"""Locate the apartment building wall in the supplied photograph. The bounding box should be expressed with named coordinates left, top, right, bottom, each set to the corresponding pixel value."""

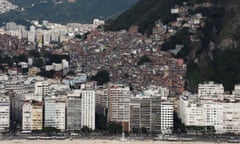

left=81, top=90, right=95, bottom=130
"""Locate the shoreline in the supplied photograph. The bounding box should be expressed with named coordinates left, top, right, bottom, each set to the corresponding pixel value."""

left=0, top=138, right=228, bottom=144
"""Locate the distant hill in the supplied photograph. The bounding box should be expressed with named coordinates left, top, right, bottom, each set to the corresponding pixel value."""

left=105, top=0, right=240, bottom=91
left=104, top=0, right=182, bottom=35
left=0, top=0, right=138, bottom=24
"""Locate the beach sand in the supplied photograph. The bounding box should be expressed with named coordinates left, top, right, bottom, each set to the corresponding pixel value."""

left=0, top=139, right=227, bottom=144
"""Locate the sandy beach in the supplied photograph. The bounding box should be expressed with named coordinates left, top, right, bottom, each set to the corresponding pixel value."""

left=0, top=139, right=228, bottom=144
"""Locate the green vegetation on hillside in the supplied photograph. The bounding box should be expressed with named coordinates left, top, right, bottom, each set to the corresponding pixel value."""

left=161, top=28, right=192, bottom=59
left=186, top=48, right=240, bottom=92
left=91, top=70, right=110, bottom=85
left=105, top=0, right=240, bottom=92
left=138, top=55, right=152, bottom=65
left=105, top=0, right=182, bottom=35
left=0, top=0, right=138, bottom=24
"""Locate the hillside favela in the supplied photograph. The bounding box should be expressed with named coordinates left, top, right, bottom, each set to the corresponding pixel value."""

left=0, top=0, right=240, bottom=144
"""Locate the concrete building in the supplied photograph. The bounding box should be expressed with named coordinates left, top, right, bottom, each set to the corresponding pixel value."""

left=198, top=81, right=224, bottom=100
left=28, top=67, right=41, bottom=76
left=27, top=31, right=35, bottom=43
left=95, top=86, right=108, bottom=116
left=44, top=97, right=66, bottom=131
left=130, top=96, right=161, bottom=133
left=66, top=90, right=81, bottom=131
left=108, top=84, right=130, bottom=130
left=43, top=31, right=51, bottom=46
left=129, top=86, right=173, bottom=134
left=178, top=83, right=240, bottom=134
left=62, top=73, right=87, bottom=87
left=22, top=102, right=31, bottom=131
left=0, top=96, right=10, bottom=132
left=12, top=93, right=35, bottom=128
left=34, top=81, right=49, bottom=100
left=160, top=101, right=174, bottom=134
left=232, top=85, right=240, bottom=100
left=22, top=101, right=43, bottom=131
left=93, top=19, right=105, bottom=26
left=81, top=89, right=95, bottom=130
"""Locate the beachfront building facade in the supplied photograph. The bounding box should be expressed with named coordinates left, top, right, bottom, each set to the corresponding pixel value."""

left=160, top=101, right=174, bottom=134
left=44, top=97, right=66, bottom=131
left=0, top=96, right=10, bottom=132
left=95, top=86, right=108, bottom=116
left=81, top=89, right=95, bottom=130
left=34, top=81, right=49, bottom=101
left=198, top=81, right=224, bottom=100
left=178, top=83, right=240, bottom=134
left=129, top=86, right=173, bottom=134
left=22, top=101, right=43, bottom=131
left=66, top=90, right=82, bottom=131
left=108, top=84, right=130, bottom=131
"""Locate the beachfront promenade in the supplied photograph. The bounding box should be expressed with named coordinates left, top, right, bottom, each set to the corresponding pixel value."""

left=0, top=139, right=227, bottom=144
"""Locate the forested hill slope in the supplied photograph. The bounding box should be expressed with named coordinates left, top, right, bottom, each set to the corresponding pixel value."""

left=0, top=0, right=138, bottom=24
left=104, top=0, right=183, bottom=35
left=105, top=0, right=240, bottom=92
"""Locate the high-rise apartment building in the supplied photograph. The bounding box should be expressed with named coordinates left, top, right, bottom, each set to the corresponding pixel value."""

left=81, top=89, right=95, bottom=130
left=160, top=102, right=174, bottom=134
left=95, top=86, right=108, bottom=116
left=0, top=96, right=10, bottom=132
left=108, top=84, right=130, bottom=130
left=44, top=97, right=66, bottom=131
left=179, top=83, right=240, bottom=134
left=198, top=81, right=224, bottom=100
left=22, top=101, right=43, bottom=131
left=66, top=90, right=81, bottom=131
left=67, top=88, right=96, bottom=131
left=129, top=86, right=173, bottom=134
left=34, top=81, right=49, bottom=101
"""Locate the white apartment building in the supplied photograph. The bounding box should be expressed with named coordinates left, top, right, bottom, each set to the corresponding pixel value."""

left=129, top=86, right=173, bottom=134
left=81, top=89, right=95, bottom=130
left=44, top=97, right=66, bottom=131
left=179, top=84, right=240, bottom=134
left=43, top=31, right=51, bottom=45
left=27, top=31, right=35, bottom=43
left=198, top=81, right=224, bottom=100
left=0, top=96, right=10, bottom=132
left=222, top=103, right=240, bottom=133
left=108, top=84, right=130, bottom=131
left=108, top=84, right=130, bottom=123
left=50, top=31, right=60, bottom=42
left=12, top=93, right=35, bottom=126
left=93, top=18, right=105, bottom=26
left=22, top=102, right=31, bottom=131
left=22, top=101, right=43, bottom=131
left=178, top=92, right=205, bottom=126
left=232, top=85, right=240, bottom=100
left=161, top=101, right=174, bottom=134
left=34, top=81, right=49, bottom=100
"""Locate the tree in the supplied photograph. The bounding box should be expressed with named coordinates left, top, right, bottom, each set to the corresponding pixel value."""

left=132, top=128, right=140, bottom=134
left=42, top=127, right=60, bottom=135
left=81, top=126, right=92, bottom=133
left=91, top=70, right=110, bottom=85
left=29, top=49, right=40, bottom=58
left=33, top=58, right=44, bottom=67
left=107, top=122, right=122, bottom=134
left=138, top=55, right=152, bottom=65
left=37, top=70, right=55, bottom=78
